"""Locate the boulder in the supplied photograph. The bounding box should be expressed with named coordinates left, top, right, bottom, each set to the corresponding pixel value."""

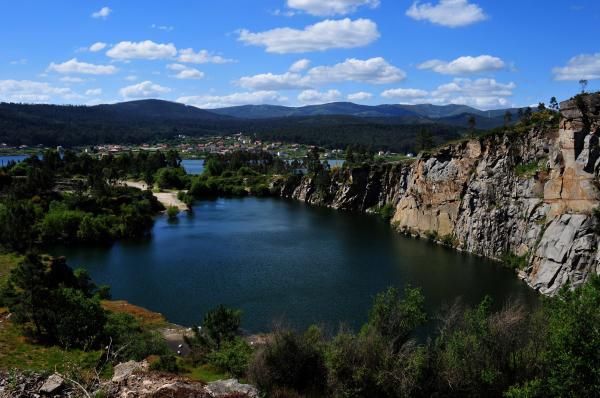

left=112, top=360, right=146, bottom=383
left=39, top=374, right=64, bottom=394
left=206, top=379, right=258, bottom=398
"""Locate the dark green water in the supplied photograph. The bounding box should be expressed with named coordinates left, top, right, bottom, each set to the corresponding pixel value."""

left=56, top=197, right=538, bottom=333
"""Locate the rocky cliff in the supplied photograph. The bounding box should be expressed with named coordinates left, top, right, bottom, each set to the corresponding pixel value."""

left=276, top=94, right=600, bottom=295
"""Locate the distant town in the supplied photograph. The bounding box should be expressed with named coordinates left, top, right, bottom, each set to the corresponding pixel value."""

left=1, top=133, right=413, bottom=162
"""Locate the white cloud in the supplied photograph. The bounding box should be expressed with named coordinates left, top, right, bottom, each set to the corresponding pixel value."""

left=553, top=53, right=600, bottom=81
left=125, top=75, right=138, bottom=81
left=151, top=24, right=174, bottom=32
left=381, top=88, right=429, bottom=99
left=89, top=42, right=107, bottom=52
left=307, top=57, right=405, bottom=84
left=177, top=48, right=235, bottom=64
left=10, top=59, right=27, bottom=65
left=177, top=91, right=288, bottom=109
left=167, top=64, right=205, bottom=80
left=406, top=0, right=486, bottom=27
left=238, top=57, right=405, bottom=90
left=418, top=55, right=505, bottom=75
left=59, top=76, right=86, bottom=83
left=380, top=79, right=515, bottom=108
left=430, top=78, right=515, bottom=108
left=347, top=91, right=373, bottom=101
left=290, top=59, right=311, bottom=72
left=238, top=72, right=308, bottom=90
left=0, top=80, right=75, bottom=103
left=287, top=0, right=380, bottom=16
left=298, top=89, right=342, bottom=104
left=238, top=18, right=379, bottom=54
left=91, top=6, right=112, bottom=19
left=47, top=58, right=117, bottom=75
left=119, top=81, right=171, bottom=99
left=107, top=40, right=177, bottom=60
left=85, top=88, right=103, bottom=96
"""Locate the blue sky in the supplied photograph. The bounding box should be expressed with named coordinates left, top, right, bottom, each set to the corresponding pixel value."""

left=1, top=0, right=599, bottom=109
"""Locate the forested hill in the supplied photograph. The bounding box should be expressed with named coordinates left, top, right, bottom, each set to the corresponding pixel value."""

left=1, top=100, right=479, bottom=152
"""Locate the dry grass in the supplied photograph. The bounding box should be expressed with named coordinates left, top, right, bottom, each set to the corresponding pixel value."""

left=101, top=300, right=168, bottom=329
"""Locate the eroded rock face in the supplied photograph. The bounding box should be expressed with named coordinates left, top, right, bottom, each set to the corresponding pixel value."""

left=282, top=94, right=600, bottom=295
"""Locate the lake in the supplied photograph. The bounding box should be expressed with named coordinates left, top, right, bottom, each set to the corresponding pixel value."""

left=181, top=159, right=204, bottom=175
left=0, top=155, right=28, bottom=167
left=55, top=197, right=538, bottom=333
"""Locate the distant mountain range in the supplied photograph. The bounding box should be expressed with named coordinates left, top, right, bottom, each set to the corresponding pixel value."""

left=0, top=99, right=524, bottom=152
left=210, top=101, right=520, bottom=120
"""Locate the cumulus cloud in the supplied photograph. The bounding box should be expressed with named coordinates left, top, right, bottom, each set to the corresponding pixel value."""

left=177, top=91, right=288, bottom=109
left=431, top=78, right=515, bottom=108
left=91, top=7, right=112, bottom=19
left=89, top=42, right=107, bottom=52
left=59, top=76, right=86, bottom=83
left=238, top=57, right=404, bottom=90
left=119, top=81, right=171, bottom=99
left=347, top=91, right=373, bottom=101
left=166, top=64, right=205, bottom=80
left=238, top=18, right=379, bottom=54
left=418, top=55, right=505, bottom=75
left=553, top=53, right=600, bottom=81
left=307, top=57, right=405, bottom=84
left=107, top=40, right=177, bottom=60
left=381, top=88, right=429, bottom=99
left=380, top=79, right=514, bottom=108
left=290, top=59, right=311, bottom=72
left=0, top=80, right=75, bottom=103
left=406, top=0, right=486, bottom=27
left=287, top=0, right=380, bottom=16
left=238, top=72, right=308, bottom=90
left=85, top=88, right=103, bottom=96
left=177, top=48, right=235, bottom=64
left=47, top=58, right=117, bottom=75
left=298, top=89, right=342, bottom=104
left=151, top=24, right=174, bottom=32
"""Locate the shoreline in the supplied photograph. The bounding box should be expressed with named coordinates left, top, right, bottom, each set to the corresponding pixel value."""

left=122, top=181, right=189, bottom=211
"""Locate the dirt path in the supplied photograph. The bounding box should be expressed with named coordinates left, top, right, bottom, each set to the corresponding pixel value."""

left=123, top=181, right=188, bottom=211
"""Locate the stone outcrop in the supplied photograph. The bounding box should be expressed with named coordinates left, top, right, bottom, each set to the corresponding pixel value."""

left=0, top=366, right=258, bottom=398
left=280, top=94, right=600, bottom=295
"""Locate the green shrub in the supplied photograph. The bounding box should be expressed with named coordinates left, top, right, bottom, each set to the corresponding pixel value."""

left=166, top=206, right=179, bottom=219
left=249, top=329, right=327, bottom=396
left=501, top=252, right=529, bottom=270
left=207, top=337, right=252, bottom=377
left=150, top=355, right=180, bottom=373
left=103, top=312, right=169, bottom=361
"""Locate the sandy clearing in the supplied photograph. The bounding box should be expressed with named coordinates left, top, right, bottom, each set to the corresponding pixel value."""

left=123, top=181, right=188, bottom=211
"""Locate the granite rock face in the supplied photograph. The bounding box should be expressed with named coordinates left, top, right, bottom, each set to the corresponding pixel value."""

left=281, top=94, right=600, bottom=295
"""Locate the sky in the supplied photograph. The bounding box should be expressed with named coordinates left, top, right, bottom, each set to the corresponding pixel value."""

left=1, top=0, right=599, bottom=110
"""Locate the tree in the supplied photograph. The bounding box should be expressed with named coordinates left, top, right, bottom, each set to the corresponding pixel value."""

left=524, top=107, right=533, bottom=121
left=517, top=108, right=524, bottom=120
left=579, top=79, right=588, bottom=93
left=549, top=96, right=559, bottom=111
left=416, top=128, right=434, bottom=152
left=201, top=305, right=242, bottom=348
left=1, top=254, right=107, bottom=348
left=468, top=115, right=477, bottom=130
left=504, top=110, right=513, bottom=127
left=537, top=102, right=546, bottom=112
left=543, top=275, right=600, bottom=397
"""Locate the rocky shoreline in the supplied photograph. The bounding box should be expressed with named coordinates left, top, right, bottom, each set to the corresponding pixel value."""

left=275, top=95, right=600, bottom=296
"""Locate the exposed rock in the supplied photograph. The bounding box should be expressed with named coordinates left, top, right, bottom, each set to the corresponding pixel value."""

left=281, top=94, right=600, bottom=295
left=206, top=379, right=258, bottom=398
left=112, top=360, right=147, bottom=383
left=39, top=374, right=64, bottom=394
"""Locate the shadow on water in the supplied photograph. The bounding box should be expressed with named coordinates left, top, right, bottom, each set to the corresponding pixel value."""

left=54, top=197, right=539, bottom=334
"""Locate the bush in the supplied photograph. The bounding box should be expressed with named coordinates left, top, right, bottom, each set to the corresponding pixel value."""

left=166, top=206, right=179, bottom=219
left=207, top=337, right=253, bottom=377
left=249, top=329, right=327, bottom=396
left=103, top=312, right=169, bottom=361
left=150, top=355, right=180, bottom=373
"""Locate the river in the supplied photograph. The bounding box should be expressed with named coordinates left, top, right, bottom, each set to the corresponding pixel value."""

left=55, top=197, right=538, bottom=333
